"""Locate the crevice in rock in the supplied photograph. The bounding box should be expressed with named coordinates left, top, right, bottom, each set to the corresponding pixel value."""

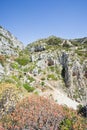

left=61, top=67, right=65, bottom=80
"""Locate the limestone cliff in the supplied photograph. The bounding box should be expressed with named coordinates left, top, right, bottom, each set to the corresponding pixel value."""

left=0, top=26, right=24, bottom=56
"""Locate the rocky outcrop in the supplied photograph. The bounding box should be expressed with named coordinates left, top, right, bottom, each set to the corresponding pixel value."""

left=28, top=43, right=86, bottom=105
left=32, top=67, right=39, bottom=76
left=34, top=45, right=45, bottom=52
left=59, top=52, right=87, bottom=105
left=0, top=26, right=24, bottom=56
left=62, top=40, right=73, bottom=47
left=59, top=52, right=71, bottom=87
left=30, top=45, right=45, bottom=52
left=47, top=57, right=54, bottom=66
left=71, top=61, right=86, bottom=104
left=0, top=63, right=5, bottom=81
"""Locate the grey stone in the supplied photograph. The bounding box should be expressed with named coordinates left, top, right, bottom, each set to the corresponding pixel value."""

left=0, top=26, right=24, bottom=56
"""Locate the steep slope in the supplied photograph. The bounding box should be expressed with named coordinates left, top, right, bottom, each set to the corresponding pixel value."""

left=0, top=28, right=86, bottom=109
left=0, top=26, right=24, bottom=56
left=26, top=36, right=87, bottom=106
left=0, top=29, right=86, bottom=129
left=28, top=73, right=79, bottom=109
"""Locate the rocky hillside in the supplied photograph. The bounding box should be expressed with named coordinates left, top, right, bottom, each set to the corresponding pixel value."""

left=26, top=36, right=87, bottom=105
left=0, top=28, right=86, bottom=129
left=0, top=29, right=87, bottom=107
left=0, top=26, right=24, bottom=56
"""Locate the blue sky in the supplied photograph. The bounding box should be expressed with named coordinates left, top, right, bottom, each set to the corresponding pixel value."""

left=0, top=0, right=87, bottom=45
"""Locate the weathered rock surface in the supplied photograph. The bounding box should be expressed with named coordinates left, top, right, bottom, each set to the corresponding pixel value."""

left=59, top=52, right=87, bottom=104
left=0, top=26, right=24, bottom=55
left=59, top=52, right=71, bottom=88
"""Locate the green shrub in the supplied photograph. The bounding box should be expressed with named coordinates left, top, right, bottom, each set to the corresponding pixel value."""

left=47, top=36, right=61, bottom=45
left=71, top=41, right=80, bottom=46
left=11, top=62, right=19, bottom=69
left=34, top=91, right=39, bottom=95
left=49, top=66, right=55, bottom=72
left=28, top=64, right=36, bottom=72
left=4, top=79, right=14, bottom=84
left=15, top=57, right=29, bottom=66
left=59, top=118, right=72, bottom=130
left=28, top=76, right=35, bottom=82
left=11, top=75, right=19, bottom=82
left=47, top=74, right=58, bottom=80
left=77, top=104, right=87, bottom=117
left=41, top=81, right=45, bottom=86
left=23, top=83, right=35, bottom=92
left=75, top=50, right=83, bottom=56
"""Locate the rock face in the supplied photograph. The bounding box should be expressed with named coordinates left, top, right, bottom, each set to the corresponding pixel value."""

left=0, top=26, right=24, bottom=55
left=30, top=45, right=45, bottom=52
left=34, top=45, right=45, bottom=52
left=47, top=57, right=54, bottom=66
left=58, top=51, right=87, bottom=104
left=71, top=60, right=86, bottom=104
left=60, top=52, right=71, bottom=88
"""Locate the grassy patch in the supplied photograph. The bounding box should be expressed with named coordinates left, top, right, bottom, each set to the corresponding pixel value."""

left=28, top=76, right=35, bottom=82
left=15, top=57, right=29, bottom=66
left=47, top=74, right=58, bottom=80
left=41, top=81, right=45, bottom=86
left=23, top=83, right=35, bottom=92
left=11, top=62, right=19, bottom=69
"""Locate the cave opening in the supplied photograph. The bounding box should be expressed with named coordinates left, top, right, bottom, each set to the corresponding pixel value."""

left=61, top=67, right=65, bottom=80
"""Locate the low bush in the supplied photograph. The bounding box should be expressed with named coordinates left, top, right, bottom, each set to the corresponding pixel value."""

left=59, top=106, right=86, bottom=130
left=1, top=95, right=86, bottom=130
left=71, top=41, right=80, bottom=46
left=0, top=55, right=6, bottom=66
left=15, top=57, right=29, bottom=66
left=77, top=105, right=87, bottom=117
left=41, top=81, right=45, bottom=86
left=47, top=36, right=61, bottom=45
left=28, top=76, right=35, bottom=82
left=1, top=95, right=64, bottom=130
left=11, top=62, right=19, bottom=69
left=23, top=83, right=35, bottom=92
left=47, top=74, right=58, bottom=80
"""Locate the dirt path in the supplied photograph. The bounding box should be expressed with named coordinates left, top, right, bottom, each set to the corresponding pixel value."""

left=28, top=73, right=79, bottom=110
